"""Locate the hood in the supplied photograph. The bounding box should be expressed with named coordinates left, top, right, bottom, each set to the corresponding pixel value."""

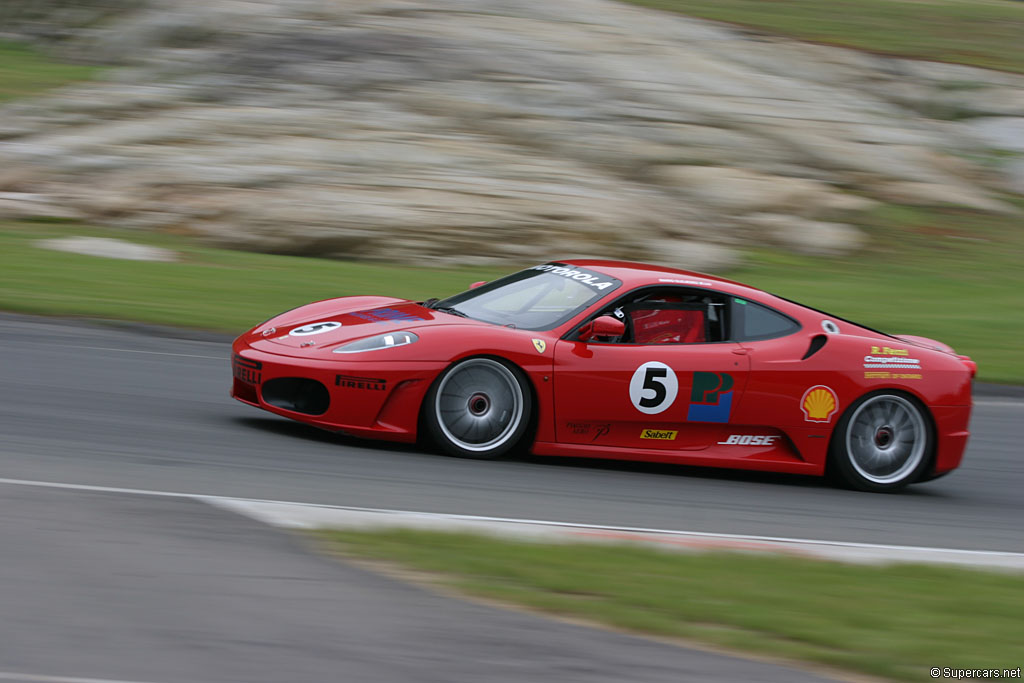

left=256, top=301, right=484, bottom=350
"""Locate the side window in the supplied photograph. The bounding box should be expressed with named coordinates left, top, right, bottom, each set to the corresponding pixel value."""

left=583, top=287, right=729, bottom=344
left=732, top=298, right=800, bottom=341
left=627, top=306, right=708, bottom=344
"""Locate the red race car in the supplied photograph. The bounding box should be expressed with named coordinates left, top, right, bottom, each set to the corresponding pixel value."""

left=231, top=260, right=975, bottom=492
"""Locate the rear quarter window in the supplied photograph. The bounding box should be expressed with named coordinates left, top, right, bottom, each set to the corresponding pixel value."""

left=732, top=298, right=800, bottom=341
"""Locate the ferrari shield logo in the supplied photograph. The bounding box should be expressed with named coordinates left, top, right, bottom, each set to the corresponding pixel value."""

left=532, top=338, right=546, bottom=354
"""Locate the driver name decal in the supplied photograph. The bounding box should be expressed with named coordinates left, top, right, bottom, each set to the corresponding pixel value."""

left=529, top=264, right=616, bottom=290
left=629, top=361, right=678, bottom=415
left=687, top=372, right=734, bottom=423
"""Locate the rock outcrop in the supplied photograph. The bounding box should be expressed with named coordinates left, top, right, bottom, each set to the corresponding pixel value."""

left=2, top=0, right=1023, bottom=268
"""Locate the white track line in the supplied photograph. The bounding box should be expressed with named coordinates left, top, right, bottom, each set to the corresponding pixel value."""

left=2, top=476, right=1023, bottom=570
left=974, top=399, right=1024, bottom=408
left=77, top=346, right=223, bottom=360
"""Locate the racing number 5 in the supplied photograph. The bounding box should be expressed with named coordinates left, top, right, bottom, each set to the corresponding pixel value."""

left=629, top=361, right=678, bottom=415
left=640, top=367, right=668, bottom=408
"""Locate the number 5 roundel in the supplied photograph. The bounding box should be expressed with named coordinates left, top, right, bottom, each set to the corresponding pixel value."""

left=629, top=361, right=678, bottom=414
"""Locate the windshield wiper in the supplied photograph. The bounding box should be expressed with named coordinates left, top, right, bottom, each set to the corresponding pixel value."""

left=433, top=305, right=469, bottom=318
left=422, top=298, right=440, bottom=309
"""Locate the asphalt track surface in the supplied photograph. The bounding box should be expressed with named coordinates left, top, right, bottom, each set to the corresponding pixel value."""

left=0, top=485, right=837, bottom=683
left=0, top=316, right=854, bottom=683
left=2, top=315, right=1021, bottom=552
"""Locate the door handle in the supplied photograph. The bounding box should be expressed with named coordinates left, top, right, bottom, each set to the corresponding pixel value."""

left=732, top=348, right=750, bottom=355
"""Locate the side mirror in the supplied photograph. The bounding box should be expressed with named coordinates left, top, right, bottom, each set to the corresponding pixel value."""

left=578, top=315, right=625, bottom=342
left=469, top=281, right=487, bottom=289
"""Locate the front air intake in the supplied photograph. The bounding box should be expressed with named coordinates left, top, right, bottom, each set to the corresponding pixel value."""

left=261, top=377, right=330, bottom=416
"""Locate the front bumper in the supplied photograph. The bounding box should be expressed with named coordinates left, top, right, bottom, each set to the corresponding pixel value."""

left=231, top=344, right=444, bottom=442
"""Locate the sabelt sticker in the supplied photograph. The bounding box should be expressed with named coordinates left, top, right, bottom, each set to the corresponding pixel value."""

left=289, top=321, right=342, bottom=336
left=801, top=385, right=838, bottom=423
left=532, top=338, right=547, bottom=353
left=640, top=429, right=677, bottom=440
left=629, top=361, right=678, bottom=415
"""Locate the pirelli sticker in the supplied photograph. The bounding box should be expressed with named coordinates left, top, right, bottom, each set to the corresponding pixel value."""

left=335, top=374, right=387, bottom=391
left=232, top=354, right=262, bottom=385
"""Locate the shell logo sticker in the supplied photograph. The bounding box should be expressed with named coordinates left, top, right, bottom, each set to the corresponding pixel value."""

left=532, top=339, right=546, bottom=353
left=801, top=385, right=838, bottom=423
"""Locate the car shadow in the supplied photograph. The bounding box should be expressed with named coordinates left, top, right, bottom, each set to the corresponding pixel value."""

left=229, top=416, right=424, bottom=454
left=229, top=415, right=952, bottom=494
left=522, top=453, right=833, bottom=490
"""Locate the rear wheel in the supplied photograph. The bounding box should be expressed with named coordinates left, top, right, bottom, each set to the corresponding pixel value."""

left=830, top=392, right=932, bottom=492
left=425, top=357, right=532, bottom=459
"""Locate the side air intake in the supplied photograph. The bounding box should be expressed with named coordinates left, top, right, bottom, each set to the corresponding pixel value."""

left=802, top=335, right=827, bottom=360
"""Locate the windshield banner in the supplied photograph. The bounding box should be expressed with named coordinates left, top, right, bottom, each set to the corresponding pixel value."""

left=529, top=264, right=619, bottom=291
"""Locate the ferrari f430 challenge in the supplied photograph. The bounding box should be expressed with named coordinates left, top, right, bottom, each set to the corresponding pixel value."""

left=231, top=260, right=975, bottom=492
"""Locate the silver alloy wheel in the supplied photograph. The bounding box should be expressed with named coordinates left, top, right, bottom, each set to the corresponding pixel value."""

left=845, top=394, right=926, bottom=485
left=434, top=358, right=525, bottom=453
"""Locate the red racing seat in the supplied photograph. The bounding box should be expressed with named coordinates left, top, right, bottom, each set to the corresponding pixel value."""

left=629, top=308, right=706, bottom=344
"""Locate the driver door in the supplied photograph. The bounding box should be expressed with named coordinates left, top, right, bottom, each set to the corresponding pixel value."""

left=552, top=329, right=749, bottom=452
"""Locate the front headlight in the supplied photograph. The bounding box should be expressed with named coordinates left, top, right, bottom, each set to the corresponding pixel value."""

left=333, top=331, right=418, bottom=354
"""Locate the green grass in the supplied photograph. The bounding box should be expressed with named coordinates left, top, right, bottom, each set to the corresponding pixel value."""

left=619, top=0, right=1024, bottom=74
left=315, top=529, right=1024, bottom=682
left=0, top=221, right=501, bottom=333
left=1, top=205, right=1022, bottom=381
left=728, top=202, right=1024, bottom=383
left=0, top=40, right=100, bottom=103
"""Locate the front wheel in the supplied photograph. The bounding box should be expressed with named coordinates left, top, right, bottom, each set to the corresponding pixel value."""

left=830, top=392, right=932, bottom=492
left=424, top=357, right=532, bottom=459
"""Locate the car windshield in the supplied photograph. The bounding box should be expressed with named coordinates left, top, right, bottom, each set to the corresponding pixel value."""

left=432, top=264, right=621, bottom=330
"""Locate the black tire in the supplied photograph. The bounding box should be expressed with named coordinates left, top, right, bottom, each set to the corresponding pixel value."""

left=830, top=391, right=933, bottom=492
left=424, top=357, right=532, bottom=459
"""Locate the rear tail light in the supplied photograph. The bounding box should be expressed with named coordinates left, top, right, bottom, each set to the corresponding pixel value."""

left=958, top=355, right=977, bottom=378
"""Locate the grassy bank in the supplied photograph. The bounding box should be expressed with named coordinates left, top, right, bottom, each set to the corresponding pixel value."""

left=315, top=529, right=1024, bottom=682
left=0, top=32, right=1020, bottom=381
left=0, top=221, right=499, bottom=333
left=0, top=39, right=100, bottom=103
left=621, top=0, right=1024, bottom=74
left=731, top=202, right=1024, bottom=382
left=2, top=213, right=1020, bottom=382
